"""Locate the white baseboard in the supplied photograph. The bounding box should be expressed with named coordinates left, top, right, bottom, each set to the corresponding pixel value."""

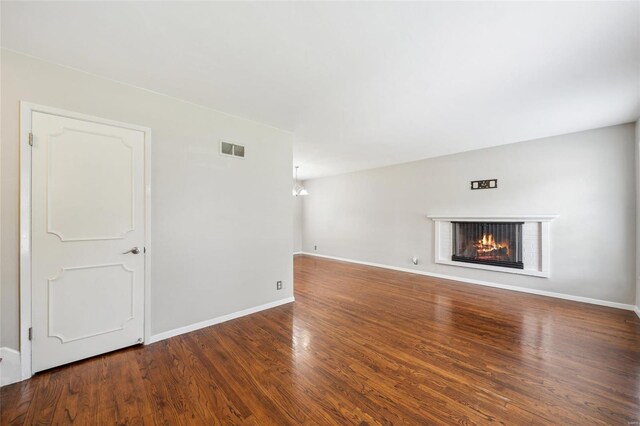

left=293, top=251, right=303, bottom=255
left=634, top=306, right=640, bottom=319
left=1, top=347, right=23, bottom=387
left=300, top=252, right=637, bottom=312
left=149, top=297, right=295, bottom=344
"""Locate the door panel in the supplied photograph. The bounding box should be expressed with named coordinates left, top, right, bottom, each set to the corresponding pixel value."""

left=47, top=128, right=134, bottom=241
left=31, top=111, right=146, bottom=373
left=48, top=264, right=135, bottom=343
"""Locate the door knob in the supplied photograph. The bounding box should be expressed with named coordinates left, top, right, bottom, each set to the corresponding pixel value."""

left=122, top=247, right=140, bottom=255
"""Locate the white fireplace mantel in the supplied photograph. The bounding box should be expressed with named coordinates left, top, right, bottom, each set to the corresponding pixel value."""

left=428, top=215, right=558, bottom=278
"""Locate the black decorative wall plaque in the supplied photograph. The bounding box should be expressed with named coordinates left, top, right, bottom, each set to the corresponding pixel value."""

left=470, top=179, right=497, bottom=190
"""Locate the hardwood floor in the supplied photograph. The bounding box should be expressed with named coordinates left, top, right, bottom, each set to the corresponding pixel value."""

left=2, top=255, right=639, bottom=425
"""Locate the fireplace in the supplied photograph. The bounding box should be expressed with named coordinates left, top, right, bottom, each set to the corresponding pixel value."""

left=431, top=215, right=556, bottom=277
left=451, top=222, right=523, bottom=269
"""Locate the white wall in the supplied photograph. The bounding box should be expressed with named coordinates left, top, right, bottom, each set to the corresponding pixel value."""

left=636, top=119, right=640, bottom=310
left=1, top=50, right=294, bottom=351
left=302, top=124, right=636, bottom=304
left=293, top=196, right=303, bottom=253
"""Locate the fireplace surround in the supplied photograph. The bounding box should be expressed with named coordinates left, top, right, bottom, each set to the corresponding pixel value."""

left=429, top=215, right=557, bottom=277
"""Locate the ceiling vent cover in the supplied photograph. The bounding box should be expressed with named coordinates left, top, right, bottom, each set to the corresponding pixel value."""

left=220, top=141, right=245, bottom=158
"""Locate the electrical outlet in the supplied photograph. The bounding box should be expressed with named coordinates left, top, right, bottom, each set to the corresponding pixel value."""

left=314, top=245, right=317, bottom=251
left=276, top=281, right=283, bottom=290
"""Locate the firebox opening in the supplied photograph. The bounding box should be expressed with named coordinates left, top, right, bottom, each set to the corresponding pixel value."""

left=451, top=222, right=524, bottom=269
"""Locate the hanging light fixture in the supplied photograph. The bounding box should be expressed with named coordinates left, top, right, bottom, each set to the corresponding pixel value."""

left=292, top=166, right=309, bottom=196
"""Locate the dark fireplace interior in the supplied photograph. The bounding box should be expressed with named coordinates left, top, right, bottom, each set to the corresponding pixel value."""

left=452, top=222, right=523, bottom=269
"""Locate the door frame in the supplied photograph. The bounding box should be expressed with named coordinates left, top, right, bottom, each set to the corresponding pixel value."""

left=19, top=102, right=152, bottom=380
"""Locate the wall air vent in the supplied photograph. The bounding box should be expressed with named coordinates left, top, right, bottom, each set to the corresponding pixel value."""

left=220, top=141, right=245, bottom=159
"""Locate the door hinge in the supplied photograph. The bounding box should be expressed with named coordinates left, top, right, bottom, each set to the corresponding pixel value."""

left=28, top=132, right=33, bottom=146
left=28, top=327, right=33, bottom=340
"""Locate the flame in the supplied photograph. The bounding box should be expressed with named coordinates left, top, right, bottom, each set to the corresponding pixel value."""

left=475, top=233, right=509, bottom=256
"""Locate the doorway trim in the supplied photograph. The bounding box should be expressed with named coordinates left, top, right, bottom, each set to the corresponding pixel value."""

left=19, top=102, right=152, bottom=380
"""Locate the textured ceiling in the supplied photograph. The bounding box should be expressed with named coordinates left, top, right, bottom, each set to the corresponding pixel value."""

left=2, top=1, right=639, bottom=179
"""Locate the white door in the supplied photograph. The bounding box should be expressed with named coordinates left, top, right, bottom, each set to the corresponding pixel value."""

left=31, top=111, right=146, bottom=373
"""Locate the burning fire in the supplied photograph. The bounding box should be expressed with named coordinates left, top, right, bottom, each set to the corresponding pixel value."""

left=474, top=233, right=510, bottom=258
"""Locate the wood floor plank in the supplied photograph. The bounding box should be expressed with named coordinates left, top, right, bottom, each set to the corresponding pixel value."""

left=1, top=255, right=639, bottom=425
